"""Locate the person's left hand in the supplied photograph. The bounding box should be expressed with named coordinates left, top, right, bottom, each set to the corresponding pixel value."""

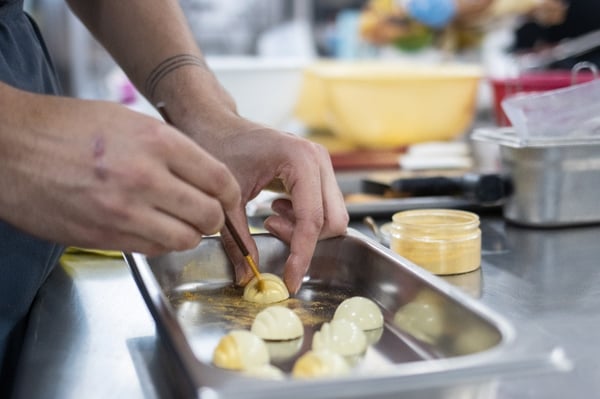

left=190, top=115, right=349, bottom=294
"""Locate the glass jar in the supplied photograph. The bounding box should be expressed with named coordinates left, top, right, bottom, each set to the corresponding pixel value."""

left=390, top=209, right=481, bottom=275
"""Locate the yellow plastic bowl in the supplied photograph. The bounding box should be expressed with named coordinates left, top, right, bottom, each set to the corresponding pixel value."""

left=294, top=62, right=333, bottom=131
left=295, top=61, right=482, bottom=149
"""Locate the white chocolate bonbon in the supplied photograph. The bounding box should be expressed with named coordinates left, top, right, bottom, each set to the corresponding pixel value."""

left=393, top=301, right=444, bottom=345
left=292, top=350, right=350, bottom=379
left=265, top=338, right=304, bottom=362
left=312, top=319, right=367, bottom=356
left=333, top=296, right=384, bottom=331
left=212, top=330, right=270, bottom=370
left=243, top=273, right=289, bottom=304
left=251, top=306, right=304, bottom=341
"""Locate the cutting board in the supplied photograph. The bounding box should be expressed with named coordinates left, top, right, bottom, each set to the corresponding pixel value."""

left=305, top=130, right=405, bottom=170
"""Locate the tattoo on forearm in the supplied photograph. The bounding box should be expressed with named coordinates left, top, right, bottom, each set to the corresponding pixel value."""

left=144, top=54, right=207, bottom=99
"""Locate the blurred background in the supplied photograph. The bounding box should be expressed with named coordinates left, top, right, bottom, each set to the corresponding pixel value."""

left=23, top=0, right=600, bottom=154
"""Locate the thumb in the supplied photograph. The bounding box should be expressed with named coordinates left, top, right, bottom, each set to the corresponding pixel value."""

left=220, top=209, right=259, bottom=286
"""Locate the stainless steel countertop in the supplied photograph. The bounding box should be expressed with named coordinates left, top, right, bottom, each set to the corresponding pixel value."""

left=11, top=217, right=600, bottom=398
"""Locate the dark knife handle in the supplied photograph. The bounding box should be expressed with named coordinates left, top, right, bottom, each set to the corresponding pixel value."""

left=389, top=173, right=508, bottom=204
left=390, top=176, right=463, bottom=197
left=462, top=173, right=509, bottom=204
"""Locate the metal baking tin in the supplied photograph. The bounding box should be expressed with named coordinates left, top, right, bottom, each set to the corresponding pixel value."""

left=125, top=229, right=568, bottom=399
left=473, top=128, right=600, bottom=226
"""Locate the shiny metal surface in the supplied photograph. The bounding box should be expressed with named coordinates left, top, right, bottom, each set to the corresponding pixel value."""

left=500, top=144, right=600, bottom=226
left=473, top=128, right=600, bottom=226
left=123, top=229, right=566, bottom=399
left=12, top=218, right=600, bottom=398
left=11, top=256, right=160, bottom=399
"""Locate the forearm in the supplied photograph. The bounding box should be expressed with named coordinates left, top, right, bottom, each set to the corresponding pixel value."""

left=0, top=82, right=31, bottom=216
left=66, top=0, right=238, bottom=141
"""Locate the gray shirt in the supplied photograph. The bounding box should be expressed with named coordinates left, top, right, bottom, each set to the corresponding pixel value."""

left=0, top=0, right=65, bottom=393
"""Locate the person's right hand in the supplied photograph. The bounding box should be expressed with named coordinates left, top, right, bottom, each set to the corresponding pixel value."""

left=0, top=84, right=241, bottom=256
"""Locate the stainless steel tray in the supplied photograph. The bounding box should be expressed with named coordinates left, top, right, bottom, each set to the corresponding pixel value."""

left=125, top=229, right=568, bottom=399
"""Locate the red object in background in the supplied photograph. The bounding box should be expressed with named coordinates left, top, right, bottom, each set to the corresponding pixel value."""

left=490, top=71, right=596, bottom=126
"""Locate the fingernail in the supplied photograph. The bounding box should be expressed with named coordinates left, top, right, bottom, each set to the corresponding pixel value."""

left=235, top=268, right=247, bottom=286
left=284, top=276, right=300, bottom=295
left=291, top=284, right=301, bottom=295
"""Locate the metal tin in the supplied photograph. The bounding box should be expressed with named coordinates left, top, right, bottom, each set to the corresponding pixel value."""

left=125, top=229, right=567, bottom=399
left=473, top=128, right=600, bottom=226
left=501, top=144, right=600, bottom=226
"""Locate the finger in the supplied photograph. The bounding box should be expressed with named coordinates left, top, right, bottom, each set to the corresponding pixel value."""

left=89, top=231, right=171, bottom=257
left=265, top=210, right=311, bottom=294
left=283, top=237, right=315, bottom=295
left=112, top=203, right=204, bottom=253
left=220, top=229, right=254, bottom=286
left=264, top=213, right=294, bottom=244
left=149, top=166, right=227, bottom=235
left=67, top=222, right=172, bottom=256
left=163, top=128, right=241, bottom=212
left=70, top=208, right=196, bottom=256
left=271, top=198, right=295, bottom=225
left=270, top=151, right=347, bottom=241
left=267, top=147, right=347, bottom=294
left=264, top=213, right=309, bottom=293
left=315, top=145, right=349, bottom=238
left=278, top=159, right=324, bottom=294
left=220, top=208, right=259, bottom=286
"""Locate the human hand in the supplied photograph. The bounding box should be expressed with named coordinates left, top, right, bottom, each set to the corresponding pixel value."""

left=190, top=117, right=349, bottom=294
left=0, top=87, right=241, bottom=256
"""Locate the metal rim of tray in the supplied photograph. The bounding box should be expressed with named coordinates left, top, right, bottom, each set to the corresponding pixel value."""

left=124, top=229, right=570, bottom=399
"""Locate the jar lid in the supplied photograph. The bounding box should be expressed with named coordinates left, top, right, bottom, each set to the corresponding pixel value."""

left=390, top=209, right=481, bottom=275
left=392, top=209, right=479, bottom=229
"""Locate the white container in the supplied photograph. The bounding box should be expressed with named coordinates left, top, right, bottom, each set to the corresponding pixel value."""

left=206, top=56, right=308, bottom=129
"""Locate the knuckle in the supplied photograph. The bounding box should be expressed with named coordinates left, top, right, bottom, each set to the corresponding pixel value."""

left=139, top=241, right=170, bottom=257
left=341, top=212, right=350, bottom=228
left=172, top=190, right=192, bottom=210
left=201, top=206, right=225, bottom=235
left=211, top=162, right=240, bottom=203
left=126, top=166, right=155, bottom=192
left=92, top=193, right=134, bottom=222
left=143, top=245, right=166, bottom=257
left=140, top=121, right=173, bottom=154
left=171, top=229, right=202, bottom=251
left=292, top=140, right=330, bottom=170
left=327, top=212, right=350, bottom=236
left=313, top=141, right=330, bottom=158
left=211, top=162, right=235, bottom=188
left=304, top=208, right=325, bottom=235
left=305, top=140, right=327, bottom=160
